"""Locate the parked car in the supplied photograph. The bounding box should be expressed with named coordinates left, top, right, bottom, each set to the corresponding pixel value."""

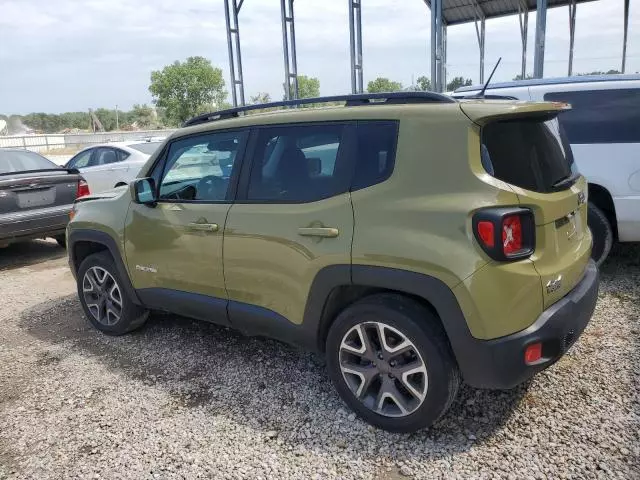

left=66, top=93, right=598, bottom=433
left=453, top=74, right=640, bottom=265
left=64, top=140, right=164, bottom=193
left=0, top=148, right=89, bottom=248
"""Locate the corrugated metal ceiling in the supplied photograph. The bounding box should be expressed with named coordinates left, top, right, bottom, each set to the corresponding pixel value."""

left=424, top=0, right=598, bottom=26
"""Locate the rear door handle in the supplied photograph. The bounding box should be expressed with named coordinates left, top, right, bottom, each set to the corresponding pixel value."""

left=188, top=222, right=219, bottom=232
left=297, top=227, right=339, bottom=238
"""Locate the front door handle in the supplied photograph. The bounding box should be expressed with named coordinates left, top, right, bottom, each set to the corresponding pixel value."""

left=297, top=227, right=339, bottom=238
left=188, top=222, right=219, bottom=232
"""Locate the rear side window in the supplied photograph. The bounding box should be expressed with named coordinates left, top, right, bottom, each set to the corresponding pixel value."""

left=482, top=116, right=577, bottom=193
left=0, top=150, right=57, bottom=174
left=544, top=89, right=640, bottom=144
left=247, top=124, right=351, bottom=202
left=352, top=121, right=398, bottom=190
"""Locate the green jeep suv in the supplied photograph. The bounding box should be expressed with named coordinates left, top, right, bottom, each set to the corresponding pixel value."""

left=67, top=92, right=599, bottom=433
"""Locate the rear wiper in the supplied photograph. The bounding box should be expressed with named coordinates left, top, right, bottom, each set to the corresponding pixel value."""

left=552, top=172, right=579, bottom=189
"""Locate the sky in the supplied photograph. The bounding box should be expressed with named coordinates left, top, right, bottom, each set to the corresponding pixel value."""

left=0, top=0, right=637, bottom=114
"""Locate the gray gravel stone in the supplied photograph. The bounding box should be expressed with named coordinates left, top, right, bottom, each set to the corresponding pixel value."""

left=0, top=240, right=639, bottom=480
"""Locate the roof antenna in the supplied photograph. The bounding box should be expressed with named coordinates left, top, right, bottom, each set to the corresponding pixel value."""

left=475, top=57, right=502, bottom=98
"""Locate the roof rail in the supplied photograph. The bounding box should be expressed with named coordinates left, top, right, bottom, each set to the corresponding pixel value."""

left=183, top=92, right=456, bottom=127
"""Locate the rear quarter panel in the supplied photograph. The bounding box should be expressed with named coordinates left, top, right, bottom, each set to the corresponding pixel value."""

left=351, top=109, right=543, bottom=339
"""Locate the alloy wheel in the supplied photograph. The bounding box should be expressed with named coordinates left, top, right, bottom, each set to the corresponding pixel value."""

left=82, top=266, right=123, bottom=326
left=339, top=321, right=428, bottom=417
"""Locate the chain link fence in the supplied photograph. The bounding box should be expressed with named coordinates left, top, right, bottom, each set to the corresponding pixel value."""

left=0, top=129, right=176, bottom=153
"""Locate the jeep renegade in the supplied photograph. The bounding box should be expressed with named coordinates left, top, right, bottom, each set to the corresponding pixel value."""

left=67, top=92, right=599, bottom=433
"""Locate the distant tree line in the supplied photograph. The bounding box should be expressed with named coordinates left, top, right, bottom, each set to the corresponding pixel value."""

left=366, top=75, right=472, bottom=93
left=0, top=104, right=168, bottom=134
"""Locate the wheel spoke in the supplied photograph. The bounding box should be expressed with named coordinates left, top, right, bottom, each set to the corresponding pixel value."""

left=340, top=362, right=378, bottom=398
left=109, top=284, right=122, bottom=307
left=396, top=363, right=428, bottom=402
left=375, top=376, right=410, bottom=416
left=83, top=270, right=98, bottom=293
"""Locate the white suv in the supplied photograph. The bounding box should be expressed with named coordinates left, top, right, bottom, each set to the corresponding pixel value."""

left=64, top=140, right=164, bottom=193
left=454, top=74, right=640, bottom=264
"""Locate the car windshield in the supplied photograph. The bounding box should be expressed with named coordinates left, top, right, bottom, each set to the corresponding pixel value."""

left=0, top=149, right=58, bottom=174
left=128, top=142, right=163, bottom=155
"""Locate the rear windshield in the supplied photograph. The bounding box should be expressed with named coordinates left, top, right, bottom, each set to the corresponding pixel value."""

left=481, top=116, right=577, bottom=193
left=129, top=142, right=162, bottom=155
left=0, top=149, right=57, bottom=174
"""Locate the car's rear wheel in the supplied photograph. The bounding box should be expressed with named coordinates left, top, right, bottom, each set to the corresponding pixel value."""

left=77, top=251, right=148, bottom=335
left=587, top=202, right=613, bottom=266
left=326, top=294, right=460, bottom=433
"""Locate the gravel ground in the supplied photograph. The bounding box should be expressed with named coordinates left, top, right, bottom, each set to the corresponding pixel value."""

left=0, top=239, right=638, bottom=479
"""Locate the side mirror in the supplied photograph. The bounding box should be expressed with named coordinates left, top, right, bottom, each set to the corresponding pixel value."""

left=131, top=178, right=157, bottom=205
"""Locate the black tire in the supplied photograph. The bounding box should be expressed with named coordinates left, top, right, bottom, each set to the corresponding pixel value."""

left=587, top=202, right=613, bottom=266
left=77, top=251, right=148, bottom=335
left=54, top=235, right=66, bottom=249
left=326, top=294, right=460, bottom=433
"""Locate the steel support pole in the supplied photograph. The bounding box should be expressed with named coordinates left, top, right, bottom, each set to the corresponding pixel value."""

left=224, top=0, right=245, bottom=106
left=568, top=0, right=576, bottom=76
left=533, top=0, right=547, bottom=78
left=443, top=23, right=447, bottom=89
left=281, top=0, right=298, bottom=100
left=349, top=0, right=364, bottom=94
left=430, top=0, right=445, bottom=92
left=430, top=0, right=437, bottom=91
left=622, top=0, right=629, bottom=73
left=475, top=17, right=486, bottom=84
left=518, top=1, right=528, bottom=79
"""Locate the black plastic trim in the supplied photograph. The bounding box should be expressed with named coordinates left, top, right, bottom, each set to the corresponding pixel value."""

left=68, top=229, right=142, bottom=305
left=472, top=207, right=535, bottom=261
left=137, top=288, right=230, bottom=326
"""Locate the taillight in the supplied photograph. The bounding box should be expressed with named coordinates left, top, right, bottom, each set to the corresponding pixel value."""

left=502, top=215, right=522, bottom=255
left=473, top=208, right=535, bottom=261
left=77, top=179, right=90, bottom=198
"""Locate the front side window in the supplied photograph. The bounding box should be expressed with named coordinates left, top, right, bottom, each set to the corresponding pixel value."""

left=248, top=124, right=349, bottom=202
left=158, top=130, right=246, bottom=202
left=544, top=88, right=640, bottom=144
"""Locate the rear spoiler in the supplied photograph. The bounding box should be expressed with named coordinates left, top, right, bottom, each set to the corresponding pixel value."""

left=459, top=100, right=571, bottom=126
left=0, top=167, right=80, bottom=177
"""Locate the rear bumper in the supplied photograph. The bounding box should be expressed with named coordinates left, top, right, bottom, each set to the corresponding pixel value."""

left=460, top=260, right=599, bottom=389
left=0, top=205, right=71, bottom=244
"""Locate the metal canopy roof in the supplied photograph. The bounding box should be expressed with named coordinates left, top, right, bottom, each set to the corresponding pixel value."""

left=424, top=0, right=597, bottom=26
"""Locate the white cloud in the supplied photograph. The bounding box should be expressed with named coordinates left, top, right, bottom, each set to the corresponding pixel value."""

left=0, top=0, right=637, bottom=114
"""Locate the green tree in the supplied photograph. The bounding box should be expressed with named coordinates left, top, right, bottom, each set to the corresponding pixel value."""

left=283, top=75, right=320, bottom=99
left=415, top=76, right=432, bottom=91
left=149, top=56, right=227, bottom=124
left=446, top=77, right=473, bottom=91
left=367, top=77, right=403, bottom=93
left=250, top=92, right=272, bottom=104
left=129, top=104, right=156, bottom=129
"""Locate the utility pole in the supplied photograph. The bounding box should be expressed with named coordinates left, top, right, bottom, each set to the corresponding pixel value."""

left=115, top=105, right=119, bottom=131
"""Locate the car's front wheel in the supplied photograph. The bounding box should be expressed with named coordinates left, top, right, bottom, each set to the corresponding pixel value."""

left=326, top=294, right=460, bottom=433
left=77, top=251, right=148, bottom=335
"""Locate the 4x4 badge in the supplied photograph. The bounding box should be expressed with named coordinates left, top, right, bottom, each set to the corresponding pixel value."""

left=546, top=276, right=562, bottom=294
left=577, top=191, right=586, bottom=206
